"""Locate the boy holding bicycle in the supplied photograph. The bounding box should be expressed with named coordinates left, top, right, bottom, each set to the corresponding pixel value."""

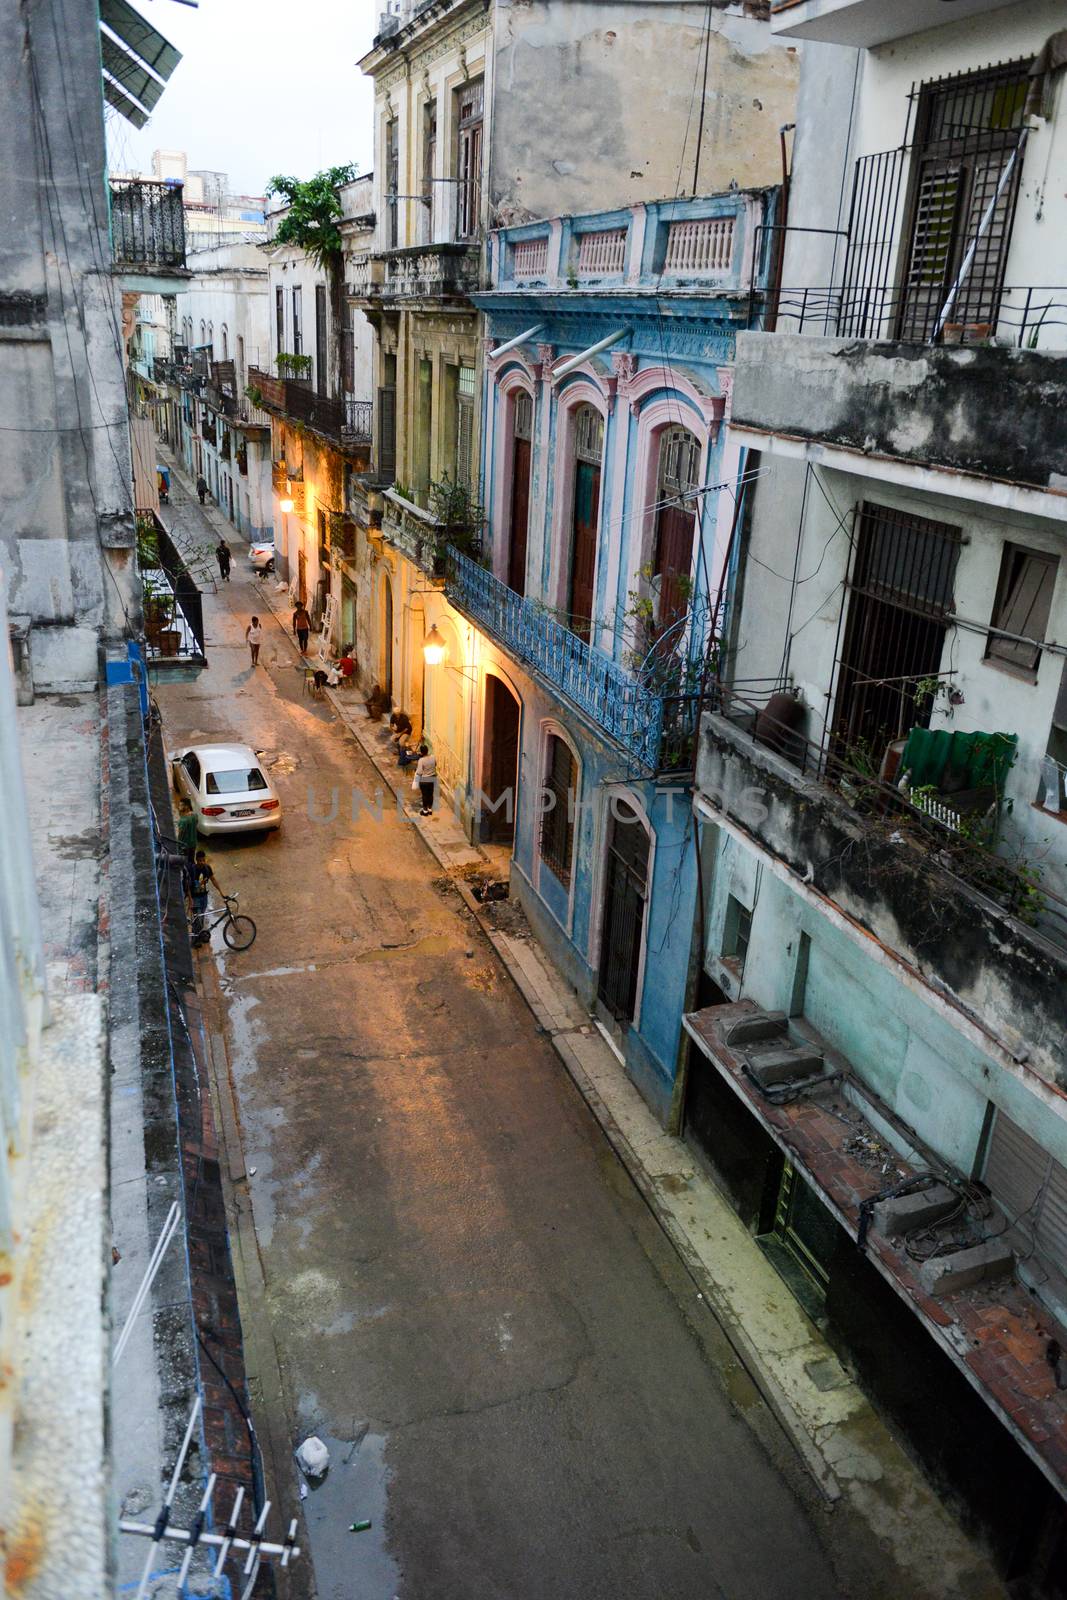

left=189, top=850, right=215, bottom=947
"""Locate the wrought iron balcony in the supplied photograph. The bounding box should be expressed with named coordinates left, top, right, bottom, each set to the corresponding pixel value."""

left=246, top=366, right=371, bottom=449
left=110, top=179, right=186, bottom=270
left=445, top=547, right=699, bottom=774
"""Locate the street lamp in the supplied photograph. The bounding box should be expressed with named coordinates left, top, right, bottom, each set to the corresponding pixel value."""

left=422, top=623, right=447, bottom=666
left=279, top=496, right=294, bottom=513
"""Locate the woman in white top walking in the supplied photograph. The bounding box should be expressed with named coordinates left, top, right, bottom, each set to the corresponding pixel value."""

left=246, top=616, right=264, bottom=666
left=413, top=744, right=436, bottom=815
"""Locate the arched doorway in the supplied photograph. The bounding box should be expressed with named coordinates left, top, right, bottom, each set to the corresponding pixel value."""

left=381, top=574, right=394, bottom=700
left=480, top=674, right=520, bottom=843
left=568, top=404, right=603, bottom=640
left=508, top=390, right=533, bottom=595
left=597, top=797, right=651, bottom=1024
left=652, top=426, right=701, bottom=634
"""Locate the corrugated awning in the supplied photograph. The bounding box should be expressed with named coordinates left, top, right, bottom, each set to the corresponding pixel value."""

left=100, top=0, right=183, bottom=129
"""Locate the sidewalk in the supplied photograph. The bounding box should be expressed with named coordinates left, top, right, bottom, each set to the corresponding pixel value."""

left=165, top=447, right=1001, bottom=1595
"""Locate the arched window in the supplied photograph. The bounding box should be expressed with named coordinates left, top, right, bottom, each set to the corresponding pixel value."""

left=568, top=403, right=604, bottom=640
left=199, top=319, right=206, bottom=346
left=508, top=389, right=533, bottom=596
left=220, top=324, right=228, bottom=361
left=208, top=321, right=214, bottom=354
left=540, top=732, right=577, bottom=886
left=652, top=427, right=701, bottom=632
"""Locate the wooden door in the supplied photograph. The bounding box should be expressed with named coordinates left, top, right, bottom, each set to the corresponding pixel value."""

left=597, top=800, right=650, bottom=1023
left=482, top=676, right=520, bottom=843
left=653, top=427, right=700, bottom=634
left=568, top=404, right=603, bottom=641
left=509, top=437, right=531, bottom=594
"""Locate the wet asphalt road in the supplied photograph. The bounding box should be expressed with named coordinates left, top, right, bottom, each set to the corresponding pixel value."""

left=155, top=498, right=849, bottom=1600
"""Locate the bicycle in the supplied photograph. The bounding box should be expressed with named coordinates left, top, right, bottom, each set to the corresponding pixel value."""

left=195, top=891, right=257, bottom=951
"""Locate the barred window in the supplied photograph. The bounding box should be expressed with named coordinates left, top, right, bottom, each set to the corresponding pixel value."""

left=540, top=734, right=577, bottom=886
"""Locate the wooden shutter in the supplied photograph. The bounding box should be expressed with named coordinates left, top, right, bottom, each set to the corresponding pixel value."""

left=987, top=546, right=1057, bottom=672
left=540, top=736, right=576, bottom=885
left=315, top=283, right=328, bottom=396
left=377, top=385, right=396, bottom=476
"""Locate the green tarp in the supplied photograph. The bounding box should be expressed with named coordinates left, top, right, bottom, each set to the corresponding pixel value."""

left=900, top=727, right=1018, bottom=794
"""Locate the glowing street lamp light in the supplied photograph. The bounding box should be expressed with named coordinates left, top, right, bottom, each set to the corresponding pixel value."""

left=422, top=623, right=447, bottom=666
left=279, top=495, right=294, bottom=514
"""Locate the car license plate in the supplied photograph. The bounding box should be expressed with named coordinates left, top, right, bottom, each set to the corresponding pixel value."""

left=232, top=808, right=255, bottom=817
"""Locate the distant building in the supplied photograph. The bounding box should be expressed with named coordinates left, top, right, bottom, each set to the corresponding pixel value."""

left=114, top=148, right=269, bottom=246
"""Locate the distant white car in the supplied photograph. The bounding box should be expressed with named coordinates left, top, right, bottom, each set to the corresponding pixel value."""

left=249, top=540, right=275, bottom=573
left=170, top=742, right=282, bottom=835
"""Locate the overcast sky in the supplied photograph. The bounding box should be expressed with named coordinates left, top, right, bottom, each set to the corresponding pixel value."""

left=105, top=0, right=377, bottom=194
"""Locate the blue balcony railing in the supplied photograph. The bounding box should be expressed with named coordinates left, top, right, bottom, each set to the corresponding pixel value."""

left=446, top=547, right=700, bottom=772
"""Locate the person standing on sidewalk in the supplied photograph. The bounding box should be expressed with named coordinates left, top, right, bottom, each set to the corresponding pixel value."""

left=292, top=602, right=312, bottom=656
left=216, top=539, right=232, bottom=582
left=196, top=473, right=208, bottom=505
left=189, top=849, right=215, bottom=946
left=246, top=616, right=263, bottom=666
left=413, top=744, right=437, bottom=816
left=176, top=797, right=198, bottom=890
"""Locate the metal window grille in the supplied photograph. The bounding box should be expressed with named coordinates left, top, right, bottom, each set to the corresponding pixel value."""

left=275, top=288, right=284, bottom=357
left=514, top=389, right=533, bottom=441
left=456, top=394, right=474, bottom=489
left=574, top=403, right=603, bottom=465
left=832, top=501, right=962, bottom=759
left=540, top=735, right=576, bottom=885
left=577, top=228, right=627, bottom=277
left=837, top=60, right=1030, bottom=343
left=512, top=237, right=548, bottom=279
left=658, top=427, right=701, bottom=502
left=986, top=544, right=1058, bottom=674
left=664, top=217, right=734, bottom=276
left=851, top=501, right=961, bottom=620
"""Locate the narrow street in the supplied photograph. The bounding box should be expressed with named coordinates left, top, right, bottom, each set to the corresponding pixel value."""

left=154, top=488, right=851, bottom=1600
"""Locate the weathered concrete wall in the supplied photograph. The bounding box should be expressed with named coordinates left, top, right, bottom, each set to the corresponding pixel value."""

left=732, top=334, right=1067, bottom=492
left=0, top=0, right=138, bottom=691
left=697, top=713, right=1067, bottom=1101
left=490, top=0, right=799, bottom=225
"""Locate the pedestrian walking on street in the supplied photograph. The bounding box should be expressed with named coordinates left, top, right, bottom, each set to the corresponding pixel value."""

left=196, top=473, right=208, bottom=505
left=216, top=538, right=232, bottom=581
left=413, top=743, right=437, bottom=816
left=246, top=615, right=264, bottom=666
left=292, top=602, right=312, bottom=656
left=189, top=849, right=215, bottom=946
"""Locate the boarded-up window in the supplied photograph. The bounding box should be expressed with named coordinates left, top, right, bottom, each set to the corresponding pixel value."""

left=540, top=734, right=576, bottom=885
left=986, top=544, right=1058, bottom=676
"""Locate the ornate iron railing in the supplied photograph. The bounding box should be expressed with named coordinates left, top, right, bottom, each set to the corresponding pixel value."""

left=445, top=548, right=700, bottom=772
left=343, top=398, right=373, bottom=443
left=110, top=180, right=186, bottom=269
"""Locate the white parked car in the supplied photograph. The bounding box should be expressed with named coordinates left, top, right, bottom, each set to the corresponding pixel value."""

left=170, top=743, right=282, bottom=835
left=249, top=539, right=275, bottom=573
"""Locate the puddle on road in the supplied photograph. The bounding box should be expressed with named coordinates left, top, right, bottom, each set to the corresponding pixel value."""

left=298, top=1430, right=399, bottom=1600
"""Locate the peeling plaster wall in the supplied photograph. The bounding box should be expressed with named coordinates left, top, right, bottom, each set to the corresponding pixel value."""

left=732, top=334, right=1067, bottom=491
left=0, top=0, right=138, bottom=692
left=490, top=0, right=799, bottom=225
left=697, top=716, right=1067, bottom=1118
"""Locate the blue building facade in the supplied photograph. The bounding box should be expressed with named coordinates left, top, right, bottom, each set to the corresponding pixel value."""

left=443, top=191, right=775, bottom=1116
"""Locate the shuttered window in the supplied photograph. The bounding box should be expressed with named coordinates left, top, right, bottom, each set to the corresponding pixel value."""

left=455, top=364, right=476, bottom=490
left=540, top=735, right=576, bottom=886
left=377, top=384, right=397, bottom=477
left=456, top=80, right=483, bottom=240
left=986, top=544, right=1058, bottom=676
left=984, top=1110, right=1067, bottom=1275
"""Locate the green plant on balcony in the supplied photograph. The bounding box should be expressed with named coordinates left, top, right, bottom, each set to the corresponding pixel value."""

left=276, top=351, right=312, bottom=379
left=136, top=513, right=159, bottom=570
left=428, top=475, right=485, bottom=561
left=246, top=384, right=263, bottom=407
